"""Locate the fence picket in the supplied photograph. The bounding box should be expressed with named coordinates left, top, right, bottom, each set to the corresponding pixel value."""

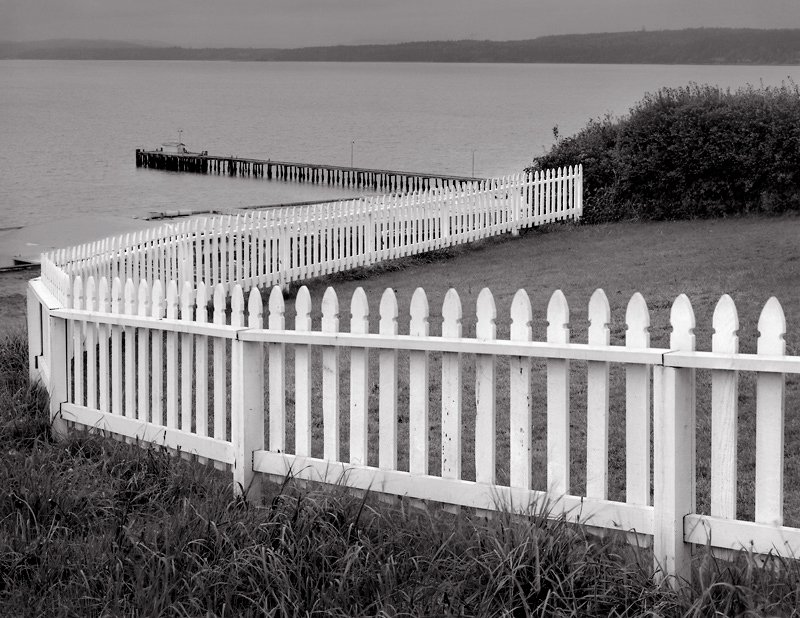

left=547, top=290, right=570, bottom=495
left=711, top=294, right=739, bottom=519
left=72, top=276, right=84, bottom=408
left=626, top=292, right=651, bottom=506
left=586, top=289, right=610, bottom=500
left=212, top=283, right=227, bottom=469
left=295, top=287, right=313, bottom=457
left=195, top=282, right=209, bottom=456
left=137, top=279, right=150, bottom=424
left=322, top=288, right=340, bottom=461
left=150, top=280, right=165, bottom=427
left=475, top=288, right=497, bottom=486
left=110, top=278, right=123, bottom=419
left=268, top=286, right=286, bottom=454
left=441, top=289, right=463, bottom=500
left=755, top=297, right=786, bottom=526
left=180, top=281, right=195, bottom=439
left=379, top=289, right=399, bottom=470
left=350, top=288, right=370, bottom=465
left=165, top=281, right=179, bottom=433
left=409, top=288, right=430, bottom=476
left=509, top=289, right=533, bottom=490
left=85, top=276, right=97, bottom=410
left=97, top=278, right=110, bottom=414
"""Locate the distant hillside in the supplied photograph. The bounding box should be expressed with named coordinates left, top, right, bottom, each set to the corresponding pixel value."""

left=3, top=29, right=800, bottom=64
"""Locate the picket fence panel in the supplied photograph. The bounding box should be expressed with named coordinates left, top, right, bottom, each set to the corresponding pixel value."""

left=41, top=167, right=582, bottom=308
left=26, top=161, right=800, bottom=583
left=29, top=272, right=800, bottom=584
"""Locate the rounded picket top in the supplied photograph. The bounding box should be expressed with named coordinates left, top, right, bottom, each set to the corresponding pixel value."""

left=196, top=281, right=207, bottom=308
left=268, top=286, right=285, bottom=330
left=322, top=287, right=339, bottom=331
left=230, top=284, right=245, bottom=327
left=137, top=279, right=150, bottom=316
left=295, top=286, right=312, bottom=331
left=151, top=280, right=164, bottom=318
left=547, top=289, right=570, bottom=344
left=195, top=282, right=208, bottom=324
left=213, top=283, right=226, bottom=324
left=85, top=276, right=96, bottom=312
left=111, top=277, right=123, bottom=313
left=625, top=292, right=650, bottom=348
left=247, top=287, right=263, bottom=329
left=181, top=281, right=195, bottom=316
left=72, top=276, right=83, bottom=310
left=166, top=280, right=180, bottom=319
left=442, top=289, right=462, bottom=338
left=670, top=294, right=696, bottom=351
left=379, top=288, right=399, bottom=336
left=510, top=289, right=532, bottom=341
left=588, top=289, right=610, bottom=346
left=350, top=287, right=370, bottom=335
left=410, top=287, right=430, bottom=337
left=712, top=294, right=739, bottom=354
left=757, top=297, right=786, bottom=356
left=476, top=288, right=497, bottom=341
left=124, top=279, right=137, bottom=315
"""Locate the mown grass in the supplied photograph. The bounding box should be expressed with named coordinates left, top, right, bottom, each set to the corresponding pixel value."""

left=4, top=330, right=800, bottom=616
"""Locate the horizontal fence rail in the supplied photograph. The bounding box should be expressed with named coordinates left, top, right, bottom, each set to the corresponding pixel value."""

left=27, top=272, right=800, bottom=584
left=40, top=168, right=582, bottom=308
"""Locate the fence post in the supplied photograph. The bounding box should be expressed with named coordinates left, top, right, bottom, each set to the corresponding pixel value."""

left=230, top=286, right=264, bottom=501
left=653, top=294, right=695, bottom=585
left=48, top=312, right=69, bottom=440
left=26, top=285, right=43, bottom=382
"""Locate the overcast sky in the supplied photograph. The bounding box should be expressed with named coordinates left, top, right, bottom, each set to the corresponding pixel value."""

left=3, top=0, right=800, bottom=48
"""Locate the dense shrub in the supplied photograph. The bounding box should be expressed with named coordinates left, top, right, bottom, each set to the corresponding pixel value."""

left=531, top=82, right=800, bottom=222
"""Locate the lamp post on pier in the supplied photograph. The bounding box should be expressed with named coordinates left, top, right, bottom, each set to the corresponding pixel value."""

left=472, top=149, right=475, bottom=178
left=351, top=141, right=354, bottom=168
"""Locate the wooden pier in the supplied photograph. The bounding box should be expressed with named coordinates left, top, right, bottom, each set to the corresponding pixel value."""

left=135, top=149, right=482, bottom=192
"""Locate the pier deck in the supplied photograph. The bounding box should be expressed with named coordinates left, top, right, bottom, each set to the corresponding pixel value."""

left=135, top=149, right=483, bottom=192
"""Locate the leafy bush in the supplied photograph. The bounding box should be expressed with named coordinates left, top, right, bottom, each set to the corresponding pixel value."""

left=531, top=82, right=800, bottom=222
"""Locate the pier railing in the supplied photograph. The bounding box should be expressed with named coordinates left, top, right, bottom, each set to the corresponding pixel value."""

left=40, top=168, right=582, bottom=306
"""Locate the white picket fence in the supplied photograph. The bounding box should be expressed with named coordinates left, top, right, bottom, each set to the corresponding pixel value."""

left=25, top=164, right=800, bottom=583
left=26, top=271, right=800, bottom=583
left=39, top=168, right=582, bottom=307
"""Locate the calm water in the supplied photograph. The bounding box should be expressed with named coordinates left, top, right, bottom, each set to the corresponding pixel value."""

left=2, top=60, right=799, bottom=229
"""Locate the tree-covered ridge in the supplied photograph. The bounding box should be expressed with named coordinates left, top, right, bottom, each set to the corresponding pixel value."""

left=3, top=28, right=800, bottom=64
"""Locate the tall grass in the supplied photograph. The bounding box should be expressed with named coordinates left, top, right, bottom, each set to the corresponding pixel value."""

left=4, top=329, right=800, bottom=616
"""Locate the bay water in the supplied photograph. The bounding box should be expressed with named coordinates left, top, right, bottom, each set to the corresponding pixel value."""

left=2, top=60, right=799, bottom=230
